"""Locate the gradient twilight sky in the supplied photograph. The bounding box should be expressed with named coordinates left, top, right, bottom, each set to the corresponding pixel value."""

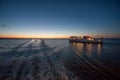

left=0, top=0, right=120, bottom=38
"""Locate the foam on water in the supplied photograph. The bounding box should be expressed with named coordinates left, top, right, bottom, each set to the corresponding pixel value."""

left=0, top=39, right=119, bottom=80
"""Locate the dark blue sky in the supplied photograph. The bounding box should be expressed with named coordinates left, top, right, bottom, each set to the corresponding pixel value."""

left=0, top=0, right=120, bottom=38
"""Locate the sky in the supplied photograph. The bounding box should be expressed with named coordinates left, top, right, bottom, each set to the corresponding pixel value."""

left=0, top=0, right=120, bottom=38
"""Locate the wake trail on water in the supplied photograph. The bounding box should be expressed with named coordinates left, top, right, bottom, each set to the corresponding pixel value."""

left=0, top=39, right=78, bottom=80
left=0, top=39, right=119, bottom=80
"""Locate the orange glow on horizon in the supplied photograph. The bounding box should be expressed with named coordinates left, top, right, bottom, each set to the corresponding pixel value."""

left=0, top=35, right=69, bottom=38
left=0, top=34, right=119, bottom=38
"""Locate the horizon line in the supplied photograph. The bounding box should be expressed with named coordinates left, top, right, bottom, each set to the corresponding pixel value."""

left=0, top=35, right=120, bottom=39
left=0, top=37, right=120, bottom=39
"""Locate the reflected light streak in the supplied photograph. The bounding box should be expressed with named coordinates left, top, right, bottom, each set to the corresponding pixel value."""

left=76, top=43, right=83, bottom=53
left=97, top=44, right=102, bottom=55
left=87, top=44, right=92, bottom=54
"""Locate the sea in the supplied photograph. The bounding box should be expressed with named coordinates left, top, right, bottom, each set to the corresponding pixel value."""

left=0, top=38, right=120, bottom=80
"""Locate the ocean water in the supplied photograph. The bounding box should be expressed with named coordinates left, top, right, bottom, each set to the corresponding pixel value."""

left=0, top=38, right=120, bottom=80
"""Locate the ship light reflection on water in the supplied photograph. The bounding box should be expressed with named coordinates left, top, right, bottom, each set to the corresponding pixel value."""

left=70, top=42, right=103, bottom=57
left=97, top=44, right=102, bottom=55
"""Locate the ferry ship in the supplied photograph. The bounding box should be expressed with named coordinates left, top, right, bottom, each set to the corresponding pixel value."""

left=69, top=36, right=103, bottom=44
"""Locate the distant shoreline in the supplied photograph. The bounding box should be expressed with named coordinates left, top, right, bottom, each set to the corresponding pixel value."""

left=0, top=38, right=69, bottom=40
left=0, top=38, right=120, bottom=39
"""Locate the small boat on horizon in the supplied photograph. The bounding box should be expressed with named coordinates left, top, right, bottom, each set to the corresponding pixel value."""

left=69, top=36, right=103, bottom=44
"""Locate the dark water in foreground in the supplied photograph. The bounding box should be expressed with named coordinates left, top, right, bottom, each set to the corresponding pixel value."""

left=0, top=39, right=120, bottom=80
